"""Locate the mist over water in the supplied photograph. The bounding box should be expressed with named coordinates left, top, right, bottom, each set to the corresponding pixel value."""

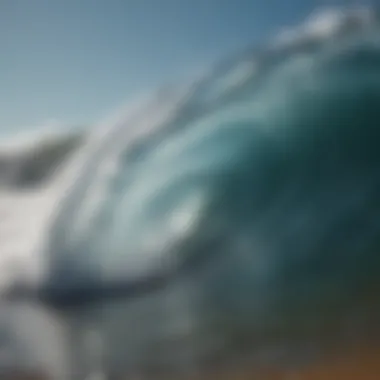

left=1, top=5, right=380, bottom=378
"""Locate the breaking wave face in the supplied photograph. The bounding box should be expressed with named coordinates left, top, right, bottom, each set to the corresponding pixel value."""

left=3, top=6, right=380, bottom=379
left=42, top=14, right=380, bottom=377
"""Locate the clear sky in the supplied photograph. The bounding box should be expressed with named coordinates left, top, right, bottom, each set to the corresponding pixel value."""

left=0, top=0, right=348, bottom=134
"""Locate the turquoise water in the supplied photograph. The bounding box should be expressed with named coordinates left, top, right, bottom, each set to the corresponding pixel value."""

left=13, top=8, right=380, bottom=378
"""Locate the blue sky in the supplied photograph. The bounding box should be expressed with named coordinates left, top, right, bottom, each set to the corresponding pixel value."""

left=0, top=0, right=346, bottom=134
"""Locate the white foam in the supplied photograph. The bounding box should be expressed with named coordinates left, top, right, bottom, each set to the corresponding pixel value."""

left=273, top=6, right=376, bottom=47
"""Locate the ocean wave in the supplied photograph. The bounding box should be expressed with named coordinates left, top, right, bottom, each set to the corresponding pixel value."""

left=47, top=5, right=380, bottom=290
left=1, top=5, right=380, bottom=378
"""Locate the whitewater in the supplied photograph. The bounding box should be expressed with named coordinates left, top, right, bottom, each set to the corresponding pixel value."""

left=0, top=6, right=379, bottom=379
